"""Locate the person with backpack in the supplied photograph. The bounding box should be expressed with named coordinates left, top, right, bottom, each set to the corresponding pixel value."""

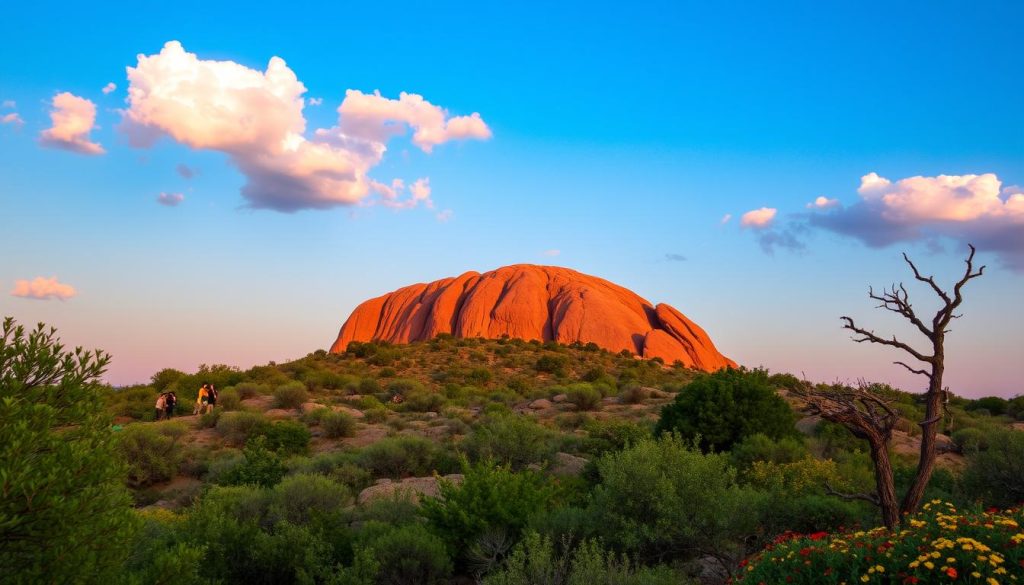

left=154, top=393, right=166, bottom=421
left=193, top=384, right=209, bottom=415
left=165, top=391, right=177, bottom=419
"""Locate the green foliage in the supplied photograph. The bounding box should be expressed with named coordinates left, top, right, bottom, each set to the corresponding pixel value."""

left=216, top=411, right=270, bottom=446
left=960, top=428, right=1024, bottom=507
left=581, top=419, right=652, bottom=457
left=965, top=395, right=1009, bottom=416
left=730, top=433, right=809, bottom=470
left=0, top=317, right=137, bottom=584
left=218, top=386, right=241, bottom=410
left=356, top=435, right=454, bottom=478
left=951, top=426, right=993, bottom=453
left=535, top=354, right=570, bottom=376
left=259, top=419, right=311, bottom=456
left=217, top=436, right=287, bottom=487
left=355, top=521, right=453, bottom=585
left=274, top=380, right=309, bottom=409
left=321, top=409, right=357, bottom=438
left=565, top=383, right=603, bottom=411
left=150, top=367, right=186, bottom=392
left=655, top=368, right=798, bottom=452
left=483, top=532, right=687, bottom=585
left=118, top=421, right=188, bottom=487
left=461, top=413, right=558, bottom=469
left=234, top=381, right=266, bottom=399
left=588, top=434, right=763, bottom=563
left=421, top=459, right=561, bottom=564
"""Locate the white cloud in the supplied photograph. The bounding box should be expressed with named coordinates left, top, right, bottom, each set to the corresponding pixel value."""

left=541, top=249, right=561, bottom=257
left=435, top=209, right=453, bottom=222
left=11, top=276, right=77, bottom=300
left=720, top=213, right=733, bottom=224
left=39, top=92, right=105, bottom=155
left=740, top=207, right=777, bottom=228
left=807, top=196, right=839, bottom=209
left=1, top=112, right=24, bottom=128
left=157, top=192, right=185, bottom=206
left=308, top=97, right=322, bottom=106
left=102, top=82, right=117, bottom=94
left=122, top=41, right=490, bottom=212
left=810, top=172, right=1024, bottom=270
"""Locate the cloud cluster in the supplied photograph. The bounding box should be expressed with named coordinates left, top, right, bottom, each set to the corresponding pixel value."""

left=157, top=192, right=185, bottom=206
left=123, top=41, right=490, bottom=212
left=740, top=207, right=776, bottom=228
left=11, top=276, right=77, bottom=300
left=39, top=92, right=104, bottom=155
left=102, top=82, right=117, bottom=94
left=807, top=196, right=839, bottom=209
left=2, top=100, right=22, bottom=128
left=810, top=172, right=1024, bottom=269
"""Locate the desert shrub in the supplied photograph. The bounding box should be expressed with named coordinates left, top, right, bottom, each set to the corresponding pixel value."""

left=197, top=407, right=221, bottom=429
left=367, top=348, right=399, bottom=366
left=358, top=377, right=381, bottom=395
left=216, top=411, right=270, bottom=446
left=355, top=522, right=452, bottom=585
left=580, top=419, right=651, bottom=456
left=120, top=509, right=205, bottom=585
left=535, top=354, right=570, bottom=376
left=506, top=376, right=534, bottom=394
left=960, top=428, right=1024, bottom=507
left=461, top=413, right=558, bottom=469
left=150, top=368, right=187, bottom=392
left=618, top=384, right=650, bottom=404
left=730, top=433, right=809, bottom=470
left=655, top=368, right=799, bottom=452
left=1007, top=394, right=1024, bottom=420
left=258, top=420, right=311, bottom=456
left=0, top=318, right=136, bottom=584
left=421, top=460, right=560, bottom=564
left=565, top=383, right=603, bottom=411
left=951, top=426, right=994, bottom=453
left=321, top=409, right=357, bottom=438
left=402, top=389, right=447, bottom=412
left=813, top=419, right=863, bottom=457
left=737, top=502, right=1024, bottom=585
left=356, top=435, right=453, bottom=478
left=265, top=473, right=351, bottom=525
left=234, top=381, right=265, bottom=399
left=273, top=381, right=309, bottom=409
left=363, top=407, right=389, bottom=423
left=744, top=458, right=869, bottom=535
left=215, top=437, right=286, bottom=488
left=118, top=421, right=188, bottom=488
left=217, top=387, right=241, bottom=411
left=483, top=532, right=686, bottom=585
left=965, top=395, right=1009, bottom=416
left=105, top=385, right=160, bottom=420
left=588, top=434, right=763, bottom=564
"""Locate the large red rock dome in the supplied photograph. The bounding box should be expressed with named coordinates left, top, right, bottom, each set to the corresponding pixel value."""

left=330, top=265, right=736, bottom=372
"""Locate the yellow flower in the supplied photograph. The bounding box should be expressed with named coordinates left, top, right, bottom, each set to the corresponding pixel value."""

left=874, top=565, right=885, bottom=573
left=861, top=575, right=870, bottom=583
left=924, top=561, right=935, bottom=570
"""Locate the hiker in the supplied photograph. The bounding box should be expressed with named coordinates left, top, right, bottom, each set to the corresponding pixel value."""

left=165, top=391, right=177, bottom=419
left=193, top=384, right=209, bottom=415
left=154, top=393, right=166, bottom=421
left=206, top=384, right=218, bottom=413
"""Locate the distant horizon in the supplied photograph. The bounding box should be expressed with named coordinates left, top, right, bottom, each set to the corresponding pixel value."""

left=3, top=1, right=1022, bottom=398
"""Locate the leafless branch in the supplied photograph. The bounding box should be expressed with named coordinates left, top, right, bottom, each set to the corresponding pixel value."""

left=825, top=481, right=880, bottom=506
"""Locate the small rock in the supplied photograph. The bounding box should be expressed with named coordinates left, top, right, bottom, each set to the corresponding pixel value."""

left=550, top=452, right=588, bottom=476
left=357, top=474, right=464, bottom=505
left=264, top=408, right=293, bottom=419
left=529, top=398, right=553, bottom=409
left=552, top=394, right=568, bottom=403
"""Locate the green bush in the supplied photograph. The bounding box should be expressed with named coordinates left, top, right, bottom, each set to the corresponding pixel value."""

left=421, top=460, right=560, bottom=565
left=216, top=411, right=270, bottom=446
left=265, top=473, right=351, bottom=525
left=215, top=437, right=286, bottom=488
left=258, top=420, right=311, bottom=455
left=118, top=421, right=188, bottom=487
left=0, top=318, right=137, bottom=584
left=461, top=413, right=558, bottom=469
left=965, top=395, right=1009, bottom=416
left=581, top=419, right=652, bottom=456
left=618, top=384, right=650, bottom=404
left=234, top=381, right=265, bottom=399
left=484, top=532, right=686, bottom=585
left=321, top=409, right=357, bottom=438
left=565, top=383, right=602, bottom=411
left=655, top=368, right=799, bottom=452
left=273, top=381, right=309, bottom=409
left=356, top=435, right=453, bottom=478
left=535, top=354, right=570, bottom=376
left=961, top=428, right=1024, bottom=507
left=951, top=426, right=994, bottom=453
left=355, top=522, right=452, bottom=585
left=730, top=433, right=808, bottom=470
left=217, top=387, right=241, bottom=411
left=588, top=434, right=763, bottom=563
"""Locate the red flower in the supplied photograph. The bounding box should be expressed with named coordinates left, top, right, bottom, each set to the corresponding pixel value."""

left=903, top=577, right=919, bottom=584
left=808, top=531, right=828, bottom=541
left=945, top=567, right=957, bottom=579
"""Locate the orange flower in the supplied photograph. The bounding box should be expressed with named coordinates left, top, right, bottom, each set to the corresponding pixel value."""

left=945, top=567, right=958, bottom=579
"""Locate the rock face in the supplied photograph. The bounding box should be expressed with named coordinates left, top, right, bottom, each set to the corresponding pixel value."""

left=330, top=265, right=736, bottom=372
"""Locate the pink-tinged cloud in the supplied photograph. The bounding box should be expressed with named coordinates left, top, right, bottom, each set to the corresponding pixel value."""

left=720, top=213, right=733, bottom=224
left=122, top=41, right=489, bottom=213
left=740, top=207, right=777, bottom=228
left=338, top=90, right=491, bottom=153
left=157, top=192, right=185, bottom=206
left=102, top=82, right=117, bottom=94
left=436, top=209, right=453, bottom=222
left=1, top=112, right=23, bottom=128
left=541, top=249, right=561, bottom=257
left=38, top=92, right=105, bottom=155
left=307, top=97, right=323, bottom=106
left=807, top=196, right=839, bottom=209
left=11, top=276, right=77, bottom=300
left=810, top=172, right=1024, bottom=270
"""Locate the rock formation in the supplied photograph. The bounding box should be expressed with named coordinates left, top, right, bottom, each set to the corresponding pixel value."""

left=330, top=265, right=736, bottom=372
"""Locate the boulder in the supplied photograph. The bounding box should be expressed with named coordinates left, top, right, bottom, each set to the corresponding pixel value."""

left=357, top=474, right=464, bottom=505
left=529, top=398, right=553, bottom=410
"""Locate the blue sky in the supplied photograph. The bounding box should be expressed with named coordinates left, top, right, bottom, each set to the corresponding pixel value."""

left=1, top=1, right=1022, bottom=396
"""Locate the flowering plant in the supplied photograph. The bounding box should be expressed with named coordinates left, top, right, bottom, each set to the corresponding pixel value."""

left=735, top=501, right=1023, bottom=584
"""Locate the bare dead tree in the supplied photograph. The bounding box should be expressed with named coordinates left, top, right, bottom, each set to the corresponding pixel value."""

left=796, top=245, right=984, bottom=528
